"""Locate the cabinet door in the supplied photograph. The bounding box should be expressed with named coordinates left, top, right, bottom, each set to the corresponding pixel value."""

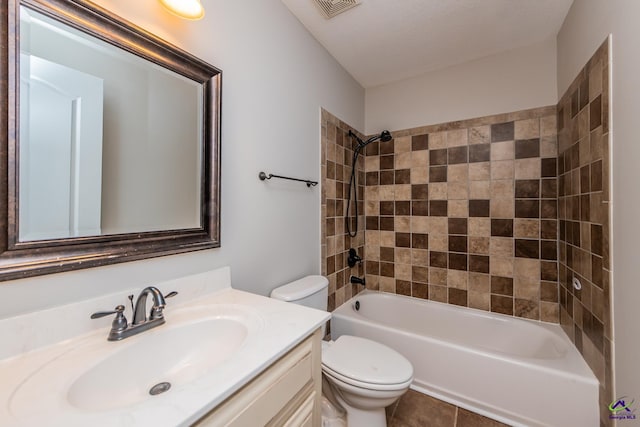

left=194, top=329, right=322, bottom=427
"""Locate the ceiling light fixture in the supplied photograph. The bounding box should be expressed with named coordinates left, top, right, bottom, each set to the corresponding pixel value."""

left=159, top=0, right=205, bottom=20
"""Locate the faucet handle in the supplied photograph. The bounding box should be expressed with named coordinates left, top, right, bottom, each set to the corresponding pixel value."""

left=91, top=305, right=128, bottom=334
left=164, top=291, right=178, bottom=299
left=91, top=305, right=125, bottom=319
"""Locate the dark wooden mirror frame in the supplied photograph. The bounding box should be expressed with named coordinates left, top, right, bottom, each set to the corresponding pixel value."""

left=0, top=0, right=221, bottom=281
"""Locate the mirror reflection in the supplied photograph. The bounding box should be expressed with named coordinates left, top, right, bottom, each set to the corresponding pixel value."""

left=18, top=6, right=203, bottom=241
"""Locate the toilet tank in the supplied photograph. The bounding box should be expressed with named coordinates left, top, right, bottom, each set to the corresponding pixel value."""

left=270, top=275, right=328, bottom=311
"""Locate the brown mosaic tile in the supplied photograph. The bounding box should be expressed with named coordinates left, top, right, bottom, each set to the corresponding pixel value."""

left=469, top=199, right=490, bottom=217
left=491, top=294, right=513, bottom=315
left=449, top=288, right=468, bottom=306
left=515, top=180, right=540, bottom=198
left=491, top=219, right=513, bottom=237
left=515, top=199, right=539, bottom=218
left=448, top=218, right=468, bottom=235
left=412, top=233, right=429, bottom=250
left=430, top=200, right=448, bottom=216
left=515, top=138, right=541, bottom=159
left=411, top=134, right=429, bottom=151
left=491, top=122, right=514, bottom=142
left=515, top=239, right=540, bottom=259
left=448, top=146, right=468, bottom=164
left=412, top=201, right=429, bottom=216
left=430, top=149, right=448, bottom=166
left=429, top=166, right=448, bottom=182
left=448, top=235, right=468, bottom=253
left=430, top=251, right=448, bottom=268
left=491, top=276, right=514, bottom=296
left=411, top=184, right=429, bottom=200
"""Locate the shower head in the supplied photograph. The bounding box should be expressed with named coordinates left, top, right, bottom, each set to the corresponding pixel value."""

left=349, top=130, right=393, bottom=152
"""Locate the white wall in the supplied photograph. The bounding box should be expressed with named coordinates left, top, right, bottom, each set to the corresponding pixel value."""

left=365, top=38, right=557, bottom=134
left=557, top=0, right=640, bottom=412
left=0, top=0, right=364, bottom=318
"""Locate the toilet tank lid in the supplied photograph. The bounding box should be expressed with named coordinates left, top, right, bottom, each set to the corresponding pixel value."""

left=270, top=275, right=328, bottom=301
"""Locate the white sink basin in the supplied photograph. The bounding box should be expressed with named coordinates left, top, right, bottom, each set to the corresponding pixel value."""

left=9, top=304, right=263, bottom=415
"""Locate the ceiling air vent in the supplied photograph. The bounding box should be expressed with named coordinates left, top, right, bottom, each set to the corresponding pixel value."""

left=312, top=0, right=361, bottom=19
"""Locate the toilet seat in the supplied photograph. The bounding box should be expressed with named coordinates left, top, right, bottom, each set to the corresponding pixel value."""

left=322, top=335, right=413, bottom=391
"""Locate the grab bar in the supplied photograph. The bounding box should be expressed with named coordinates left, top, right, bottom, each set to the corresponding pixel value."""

left=258, top=171, right=318, bottom=188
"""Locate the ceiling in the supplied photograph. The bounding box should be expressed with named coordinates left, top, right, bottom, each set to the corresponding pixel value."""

left=281, top=0, right=574, bottom=88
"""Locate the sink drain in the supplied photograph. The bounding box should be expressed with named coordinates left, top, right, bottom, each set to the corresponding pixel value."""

left=149, top=382, right=171, bottom=396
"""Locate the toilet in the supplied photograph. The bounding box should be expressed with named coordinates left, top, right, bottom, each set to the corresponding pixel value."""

left=270, top=276, right=413, bottom=427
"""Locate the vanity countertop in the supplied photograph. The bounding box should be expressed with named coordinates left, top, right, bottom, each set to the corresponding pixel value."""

left=0, top=268, right=329, bottom=426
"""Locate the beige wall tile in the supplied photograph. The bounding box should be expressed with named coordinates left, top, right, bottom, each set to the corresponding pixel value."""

left=448, top=164, right=469, bottom=182
left=490, top=237, right=514, bottom=257
left=469, top=126, right=490, bottom=144
left=469, top=218, right=491, bottom=236
left=469, top=236, right=490, bottom=254
left=469, top=291, right=491, bottom=311
left=411, top=167, right=429, bottom=184
left=468, top=273, right=491, bottom=293
left=429, top=183, right=448, bottom=200
left=491, top=180, right=514, bottom=199
left=394, top=136, right=411, bottom=153
left=540, top=115, right=557, bottom=138
left=366, top=230, right=380, bottom=246
left=514, top=277, right=539, bottom=300
left=430, top=217, right=448, bottom=234
left=379, top=185, right=395, bottom=201
left=514, top=258, right=541, bottom=279
left=379, top=276, right=396, bottom=293
left=514, top=219, right=540, bottom=238
left=429, top=132, right=447, bottom=149
left=396, top=152, right=413, bottom=169
left=447, top=129, right=468, bottom=147
left=411, top=216, right=430, bottom=233
left=470, top=181, right=491, bottom=199
left=395, top=263, right=412, bottom=281
left=491, top=141, right=515, bottom=161
left=490, top=257, right=514, bottom=277
left=429, top=234, right=448, bottom=252
left=365, top=156, right=379, bottom=171
left=469, top=162, right=491, bottom=181
left=448, top=182, right=468, bottom=200
left=412, top=249, right=429, bottom=266
left=449, top=200, right=468, bottom=217
left=448, top=270, right=469, bottom=289
left=514, top=158, right=541, bottom=179
left=429, top=268, right=448, bottom=286
left=365, top=186, right=379, bottom=201
left=491, top=160, right=514, bottom=180
left=411, top=150, right=429, bottom=168
left=395, top=248, right=412, bottom=264
left=515, top=118, right=540, bottom=139
left=490, top=198, right=514, bottom=218
left=395, top=184, right=412, bottom=200
left=380, top=231, right=395, bottom=247
left=540, top=136, right=557, bottom=158
left=395, top=216, right=411, bottom=232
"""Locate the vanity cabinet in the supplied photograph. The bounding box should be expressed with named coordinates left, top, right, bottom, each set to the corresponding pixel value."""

left=194, top=329, right=322, bottom=427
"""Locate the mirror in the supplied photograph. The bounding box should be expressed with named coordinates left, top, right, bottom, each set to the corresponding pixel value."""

left=0, top=0, right=221, bottom=280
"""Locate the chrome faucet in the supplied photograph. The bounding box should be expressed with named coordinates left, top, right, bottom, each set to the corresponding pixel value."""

left=91, top=287, right=177, bottom=341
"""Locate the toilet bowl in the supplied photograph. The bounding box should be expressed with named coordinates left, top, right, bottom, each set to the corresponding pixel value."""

left=321, top=335, right=413, bottom=427
left=270, top=276, right=413, bottom=427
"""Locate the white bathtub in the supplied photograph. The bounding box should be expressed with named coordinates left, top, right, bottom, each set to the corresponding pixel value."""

left=330, top=291, right=598, bottom=427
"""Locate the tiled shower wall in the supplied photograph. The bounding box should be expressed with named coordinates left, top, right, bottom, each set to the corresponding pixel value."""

left=362, top=107, right=559, bottom=322
left=320, top=109, right=366, bottom=312
left=557, top=39, right=612, bottom=426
